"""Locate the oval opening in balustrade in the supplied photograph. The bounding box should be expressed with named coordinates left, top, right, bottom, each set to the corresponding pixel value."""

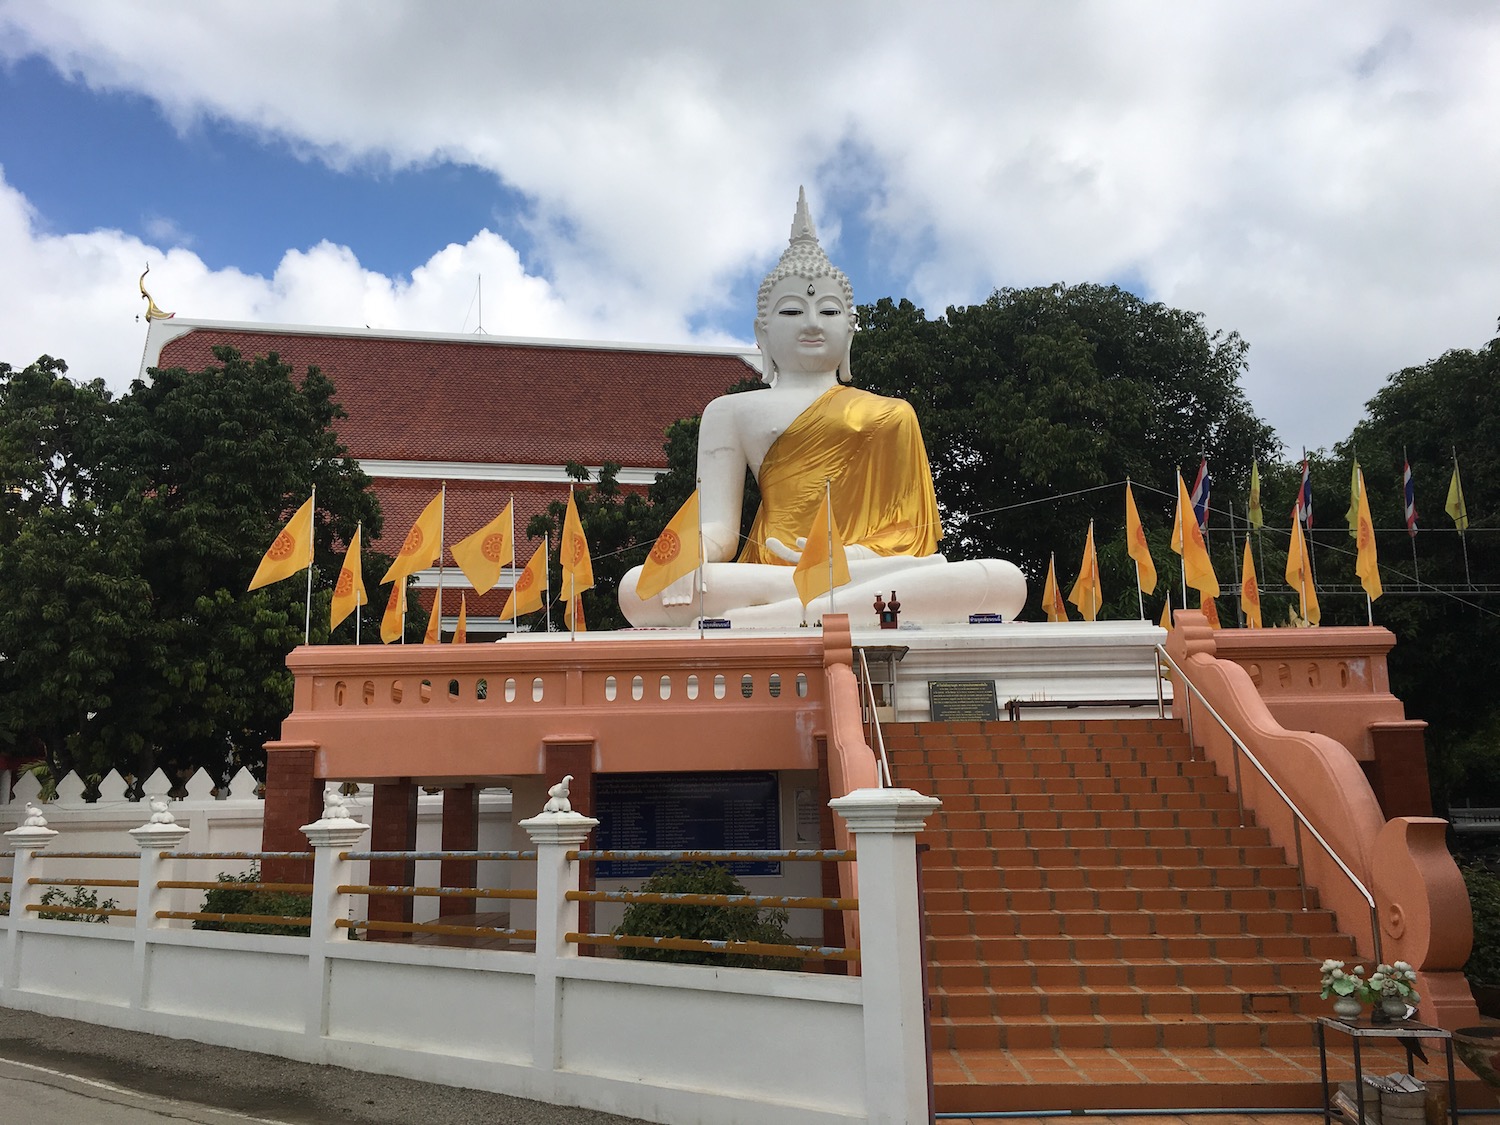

left=532, top=677, right=545, bottom=702
left=363, top=680, right=375, bottom=705
left=334, top=680, right=347, bottom=706
left=632, top=675, right=644, bottom=701
left=714, top=674, right=726, bottom=699
left=795, top=673, right=808, bottom=698
left=476, top=678, right=488, bottom=701
left=505, top=678, right=517, bottom=703
left=687, top=674, right=699, bottom=700
left=768, top=673, right=782, bottom=699
left=448, top=679, right=460, bottom=698
left=605, top=675, right=617, bottom=702
left=391, top=679, right=404, bottom=705
left=741, top=674, right=754, bottom=699
left=420, top=679, right=433, bottom=703
left=659, top=675, right=671, bottom=700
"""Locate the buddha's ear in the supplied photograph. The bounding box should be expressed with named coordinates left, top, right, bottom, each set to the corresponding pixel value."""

left=837, top=331, right=854, bottom=385
left=752, top=319, right=777, bottom=385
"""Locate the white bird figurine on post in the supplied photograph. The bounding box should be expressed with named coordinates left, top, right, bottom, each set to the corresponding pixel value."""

left=543, top=775, right=573, bottom=814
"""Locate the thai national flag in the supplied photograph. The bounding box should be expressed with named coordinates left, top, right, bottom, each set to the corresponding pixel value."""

left=1403, top=459, right=1418, bottom=537
left=1189, top=458, right=1211, bottom=530
left=1299, top=458, right=1313, bottom=527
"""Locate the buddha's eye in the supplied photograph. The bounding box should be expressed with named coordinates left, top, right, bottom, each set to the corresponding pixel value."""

left=777, top=307, right=802, bottom=316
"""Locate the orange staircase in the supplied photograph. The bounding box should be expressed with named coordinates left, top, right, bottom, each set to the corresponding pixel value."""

left=885, top=716, right=1414, bottom=1113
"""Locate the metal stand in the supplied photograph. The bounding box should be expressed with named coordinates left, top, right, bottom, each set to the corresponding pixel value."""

left=1318, top=1015, right=1458, bottom=1125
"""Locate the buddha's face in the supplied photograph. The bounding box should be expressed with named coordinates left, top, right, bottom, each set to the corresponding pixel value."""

left=759, top=274, right=853, bottom=378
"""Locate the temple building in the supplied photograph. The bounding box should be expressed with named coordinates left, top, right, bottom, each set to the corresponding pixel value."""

left=142, top=318, right=759, bottom=635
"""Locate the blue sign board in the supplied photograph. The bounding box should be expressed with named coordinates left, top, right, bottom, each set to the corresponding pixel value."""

left=594, top=771, right=781, bottom=878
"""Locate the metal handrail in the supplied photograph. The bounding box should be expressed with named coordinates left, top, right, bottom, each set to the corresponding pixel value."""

left=855, top=648, right=894, bottom=787
left=1155, top=644, right=1382, bottom=965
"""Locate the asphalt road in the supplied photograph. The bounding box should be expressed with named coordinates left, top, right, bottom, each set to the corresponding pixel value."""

left=0, top=1007, right=652, bottom=1125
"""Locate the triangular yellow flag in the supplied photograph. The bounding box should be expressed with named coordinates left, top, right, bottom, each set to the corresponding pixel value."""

left=330, top=525, right=366, bottom=630
left=423, top=588, right=442, bottom=644
left=380, top=580, right=406, bottom=644
left=1067, top=521, right=1102, bottom=621
left=450, top=501, right=514, bottom=594
left=564, top=593, right=586, bottom=632
left=249, top=494, right=314, bottom=590
left=636, top=490, right=702, bottom=602
left=503, top=539, right=548, bottom=618
left=1200, top=592, right=1221, bottom=629
left=1159, top=596, right=1172, bottom=630
left=560, top=490, right=595, bottom=594
left=793, top=488, right=851, bottom=607
left=1354, top=467, right=1382, bottom=602
left=1345, top=461, right=1361, bottom=538
left=1247, top=460, right=1264, bottom=530
left=1447, top=463, right=1469, bottom=531
left=454, top=593, right=467, bottom=643
left=1042, top=553, right=1069, bottom=622
left=1285, top=504, right=1321, bottom=625
left=1240, top=537, right=1262, bottom=629
left=1124, top=482, right=1156, bottom=595
left=381, top=491, right=444, bottom=585
left=1172, top=472, right=1220, bottom=597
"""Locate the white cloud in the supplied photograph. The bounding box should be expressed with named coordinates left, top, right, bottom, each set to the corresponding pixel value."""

left=2, top=1, right=1499, bottom=449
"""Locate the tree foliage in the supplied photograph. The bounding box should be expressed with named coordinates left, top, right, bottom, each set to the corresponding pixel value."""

left=853, top=285, right=1278, bottom=620
left=0, top=348, right=383, bottom=786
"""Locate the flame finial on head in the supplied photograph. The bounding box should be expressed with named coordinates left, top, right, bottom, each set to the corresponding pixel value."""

left=755, top=187, right=854, bottom=325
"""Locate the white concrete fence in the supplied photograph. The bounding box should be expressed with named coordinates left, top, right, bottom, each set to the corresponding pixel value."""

left=0, top=786, right=938, bottom=1125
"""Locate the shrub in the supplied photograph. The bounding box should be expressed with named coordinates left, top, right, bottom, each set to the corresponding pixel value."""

left=192, top=866, right=312, bottom=937
left=39, top=885, right=118, bottom=923
left=613, top=862, right=799, bottom=969
left=1464, top=864, right=1500, bottom=984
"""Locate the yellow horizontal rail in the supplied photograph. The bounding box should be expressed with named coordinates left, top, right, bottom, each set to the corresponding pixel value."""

left=337, top=884, right=536, bottom=901
left=157, top=881, right=313, bottom=894
left=156, top=911, right=310, bottom=928
left=28, top=877, right=138, bottom=889
left=569, top=932, right=858, bottom=962
left=27, top=906, right=136, bottom=919
left=567, top=889, right=856, bottom=911
left=338, top=918, right=536, bottom=941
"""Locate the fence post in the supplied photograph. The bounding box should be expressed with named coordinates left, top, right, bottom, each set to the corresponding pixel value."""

left=3, top=803, right=58, bottom=995
left=301, top=787, right=370, bottom=1041
left=830, top=786, right=941, bottom=1125
left=128, top=798, right=192, bottom=1009
left=519, top=791, right=598, bottom=1072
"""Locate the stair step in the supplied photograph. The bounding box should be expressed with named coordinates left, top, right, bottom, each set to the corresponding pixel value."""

left=925, top=932, right=1353, bottom=962
left=923, top=827, right=1269, bottom=849
left=929, top=1010, right=1318, bottom=1051
left=923, top=885, right=1313, bottom=912
left=932, top=984, right=1313, bottom=1020
left=927, top=958, right=1324, bottom=990
left=922, top=844, right=1287, bottom=868
left=923, top=863, right=1303, bottom=890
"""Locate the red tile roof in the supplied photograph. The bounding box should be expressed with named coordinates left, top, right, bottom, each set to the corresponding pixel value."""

left=156, top=325, right=756, bottom=467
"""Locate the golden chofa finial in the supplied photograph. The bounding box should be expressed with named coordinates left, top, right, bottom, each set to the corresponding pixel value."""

left=139, top=264, right=175, bottom=321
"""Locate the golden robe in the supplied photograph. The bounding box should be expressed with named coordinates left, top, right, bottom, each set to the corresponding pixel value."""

left=737, top=385, right=942, bottom=565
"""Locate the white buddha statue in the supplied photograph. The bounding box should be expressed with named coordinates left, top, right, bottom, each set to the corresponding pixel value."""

left=619, top=189, right=1027, bottom=627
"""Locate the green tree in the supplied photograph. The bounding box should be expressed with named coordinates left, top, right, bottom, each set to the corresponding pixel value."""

left=853, top=286, right=1278, bottom=620
left=0, top=348, right=384, bottom=787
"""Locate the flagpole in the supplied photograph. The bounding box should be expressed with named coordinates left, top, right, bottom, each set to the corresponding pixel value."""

left=1455, top=447, right=1472, bottom=588
left=696, top=477, right=706, bottom=641
left=1227, top=500, right=1242, bottom=626
left=510, top=493, right=519, bottom=636
left=1405, top=446, right=1420, bottom=584
left=544, top=531, right=552, bottom=632
left=355, top=521, right=362, bottom=646
left=303, top=485, right=316, bottom=645
left=434, top=482, right=446, bottom=643
left=1303, top=450, right=1319, bottom=587
left=1128, top=480, right=1144, bottom=621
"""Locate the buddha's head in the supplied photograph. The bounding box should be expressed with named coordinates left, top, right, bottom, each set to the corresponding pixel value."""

left=755, top=188, right=856, bottom=384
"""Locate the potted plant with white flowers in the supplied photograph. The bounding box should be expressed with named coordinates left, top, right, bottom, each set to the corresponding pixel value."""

left=1369, top=961, right=1420, bottom=1021
left=1320, top=959, right=1369, bottom=1020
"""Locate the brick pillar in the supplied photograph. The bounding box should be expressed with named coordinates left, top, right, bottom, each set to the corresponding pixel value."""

left=368, top=779, right=418, bottom=941
left=261, top=741, right=322, bottom=884
left=543, top=739, right=595, bottom=944
left=440, top=784, right=481, bottom=919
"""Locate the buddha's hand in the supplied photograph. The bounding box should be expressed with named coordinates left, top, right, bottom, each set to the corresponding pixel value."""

left=766, top=536, right=878, bottom=563
left=660, top=571, right=701, bottom=606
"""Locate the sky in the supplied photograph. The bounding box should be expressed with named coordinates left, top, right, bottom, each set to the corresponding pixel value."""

left=1, top=2, right=1497, bottom=454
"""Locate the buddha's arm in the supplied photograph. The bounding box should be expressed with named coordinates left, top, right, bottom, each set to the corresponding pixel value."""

left=695, top=397, right=748, bottom=563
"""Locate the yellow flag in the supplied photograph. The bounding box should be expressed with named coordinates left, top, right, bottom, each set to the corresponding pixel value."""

left=1240, top=537, right=1262, bottom=629
left=1158, top=596, right=1172, bottom=630
left=564, top=593, right=586, bottom=632
left=1124, top=482, right=1156, bottom=595
left=1447, top=463, right=1469, bottom=531
left=1285, top=504, right=1321, bottom=625
left=560, top=490, right=595, bottom=593
left=454, top=593, right=468, bottom=643
left=636, top=489, right=702, bottom=601
left=450, top=500, right=514, bottom=594
left=423, top=588, right=442, bottom=644
left=330, top=525, right=366, bottom=630
left=1172, top=472, right=1220, bottom=597
left=380, top=580, right=406, bottom=644
left=1067, top=521, right=1102, bottom=621
left=1042, top=553, right=1069, bottom=622
left=503, top=539, right=548, bottom=618
left=1354, top=466, right=1382, bottom=601
left=793, top=488, right=851, bottom=607
left=381, top=491, right=444, bottom=584
left=1200, top=592, right=1221, bottom=629
left=1247, top=460, right=1263, bottom=530
left=248, top=494, right=314, bottom=590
